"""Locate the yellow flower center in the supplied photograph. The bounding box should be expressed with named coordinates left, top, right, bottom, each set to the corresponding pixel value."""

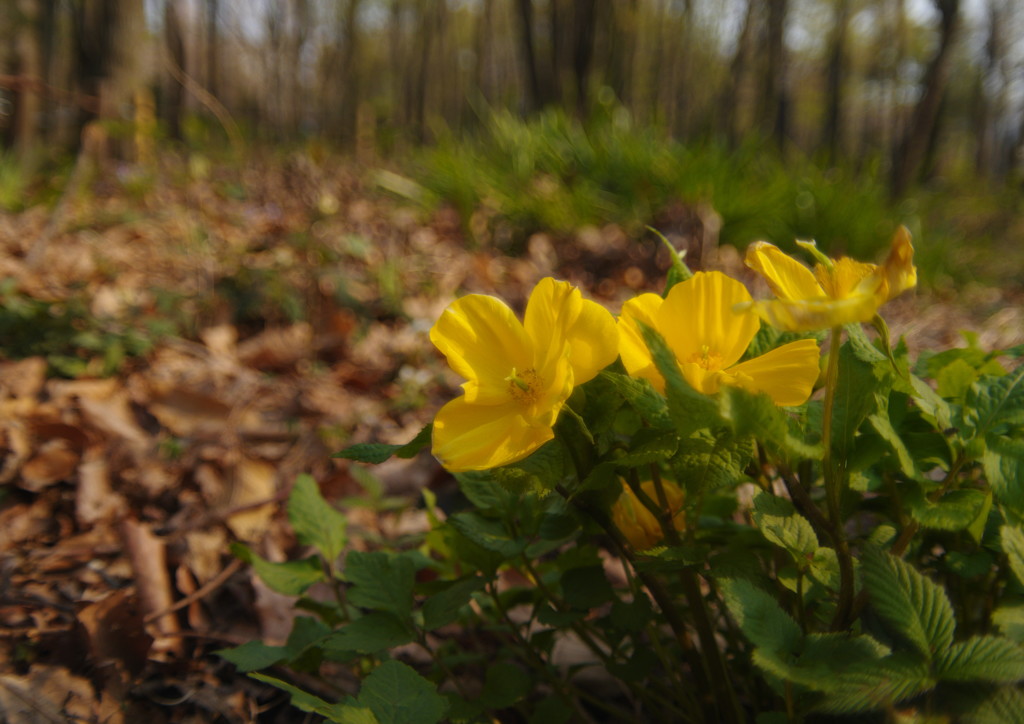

left=505, top=367, right=544, bottom=404
left=688, top=345, right=723, bottom=372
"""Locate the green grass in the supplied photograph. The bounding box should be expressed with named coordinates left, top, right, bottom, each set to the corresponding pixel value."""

left=408, top=108, right=1020, bottom=288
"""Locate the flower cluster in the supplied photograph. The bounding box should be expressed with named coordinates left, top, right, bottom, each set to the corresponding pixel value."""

left=429, top=229, right=916, bottom=483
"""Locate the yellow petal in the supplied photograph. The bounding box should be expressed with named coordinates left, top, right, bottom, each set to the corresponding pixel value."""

left=432, top=397, right=556, bottom=472
left=744, top=242, right=824, bottom=301
left=680, top=361, right=721, bottom=395
left=618, top=293, right=665, bottom=391
left=882, top=225, right=917, bottom=300
left=724, top=338, right=821, bottom=406
left=746, top=292, right=881, bottom=332
left=431, top=294, right=533, bottom=404
left=816, top=257, right=881, bottom=300
left=659, top=271, right=760, bottom=369
left=525, top=278, right=617, bottom=385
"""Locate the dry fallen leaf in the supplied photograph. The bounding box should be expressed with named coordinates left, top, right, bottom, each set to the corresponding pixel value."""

left=119, top=518, right=182, bottom=655
left=224, top=458, right=278, bottom=541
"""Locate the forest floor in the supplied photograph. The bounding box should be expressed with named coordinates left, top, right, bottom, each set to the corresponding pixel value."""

left=1, top=151, right=1022, bottom=723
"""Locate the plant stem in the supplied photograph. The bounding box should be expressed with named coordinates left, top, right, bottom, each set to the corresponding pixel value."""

left=823, top=325, right=856, bottom=631
left=631, top=469, right=745, bottom=724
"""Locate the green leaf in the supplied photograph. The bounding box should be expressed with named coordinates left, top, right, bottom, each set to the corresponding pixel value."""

left=816, top=652, right=934, bottom=714
left=613, top=428, right=679, bottom=467
left=637, top=321, right=720, bottom=437
left=671, top=428, right=755, bottom=495
left=867, top=409, right=917, bottom=477
left=965, top=367, right=1024, bottom=439
left=599, top=370, right=670, bottom=427
left=720, top=577, right=802, bottom=656
left=359, top=660, right=448, bottom=724
left=421, top=576, right=488, bottom=630
left=249, top=673, right=370, bottom=722
left=963, top=687, right=1024, bottom=724
left=561, top=566, right=614, bottom=610
left=910, top=374, right=954, bottom=431
left=936, top=636, right=1024, bottom=683
left=345, top=551, right=417, bottom=619
left=718, top=385, right=821, bottom=462
left=906, top=487, right=988, bottom=532
left=216, top=640, right=287, bottom=672
left=231, top=543, right=324, bottom=596
left=449, top=511, right=525, bottom=558
left=809, top=546, right=840, bottom=590
left=832, top=342, right=886, bottom=463
left=491, top=438, right=568, bottom=491
left=288, top=474, right=348, bottom=565
left=984, top=444, right=1024, bottom=514
left=1001, top=525, right=1024, bottom=587
left=751, top=490, right=819, bottom=563
left=323, top=612, right=414, bottom=655
left=861, top=546, right=955, bottom=659
left=480, top=661, right=531, bottom=709
left=992, top=606, right=1024, bottom=643
left=936, top=358, right=979, bottom=400
left=335, top=424, right=433, bottom=464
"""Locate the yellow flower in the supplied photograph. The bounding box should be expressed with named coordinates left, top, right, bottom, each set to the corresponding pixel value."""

left=430, top=278, right=617, bottom=472
left=610, top=479, right=685, bottom=550
left=618, top=271, right=820, bottom=407
left=742, top=226, right=917, bottom=332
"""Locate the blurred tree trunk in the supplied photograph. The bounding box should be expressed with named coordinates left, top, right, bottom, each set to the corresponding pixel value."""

left=891, top=0, right=960, bottom=197
left=516, top=0, right=544, bottom=112
left=721, top=0, right=758, bottom=146
left=605, top=0, right=636, bottom=108
left=974, top=0, right=1006, bottom=178
left=570, top=0, right=598, bottom=117
left=13, top=0, right=43, bottom=161
left=410, top=0, right=437, bottom=142
left=162, top=0, right=185, bottom=140
left=72, top=0, right=150, bottom=158
left=338, top=0, right=362, bottom=143
left=474, top=0, right=493, bottom=103
left=206, top=0, right=218, bottom=100
left=763, top=0, right=790, bottom=148
left=823, top=0, right=850, bottom=162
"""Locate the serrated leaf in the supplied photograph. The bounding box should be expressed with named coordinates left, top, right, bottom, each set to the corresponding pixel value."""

left=720, top=578, right=802, bottom=655
left=422, top=576, right=488, bottom=630
left=334, top=424, right=433, bottom=464
left=751, top=490, right=818, bottom=562
left=323, top=612, right=414, bottom=655
left=359, top=660, right=448, bottom=724
left=671, top=427, right=754, bottom=495
left=613, top=428, right=679, bottom=467
left=345, top=551, right=417, bottom=619
left=935, top=636, right=1024, bottom=683
left=816, top=652, right=934, bottom=714
left=637, top=322, right=720, bottom=437
left=861, top=547, right=955, bottom=659
left=906, top=487, right=988, bottom=532
left=936, top=358, right=979, bottom=400
left=809, top=546, right=840, bottom=590
left=288, top=474, right=348, bottom=565
left=216, top=640, right=287, bottom=672
left=231, top=543, right=324, bottom=596
left=599, top=370, right=670, bottom=426
left=966, top=367, right=1024, bottom=439
left=491, top=438, right=568, bottom=491
left=449, top=511, right=525, bottom=558
left=984, top=446, right=1024, bottom=514
left=963, top=687, right=1024, bottom=724
left=718, top=385, right=821, bottom=462
left=1000, top=525, right=1024, bottom=587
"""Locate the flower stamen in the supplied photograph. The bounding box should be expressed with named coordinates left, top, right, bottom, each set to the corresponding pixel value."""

left=506, top=368, right=543, bottom=404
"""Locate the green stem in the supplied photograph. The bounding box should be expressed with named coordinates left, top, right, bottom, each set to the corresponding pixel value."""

left=628, top=470, right=744, bottom=724
left=823, top=325, right=856, bottom=631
